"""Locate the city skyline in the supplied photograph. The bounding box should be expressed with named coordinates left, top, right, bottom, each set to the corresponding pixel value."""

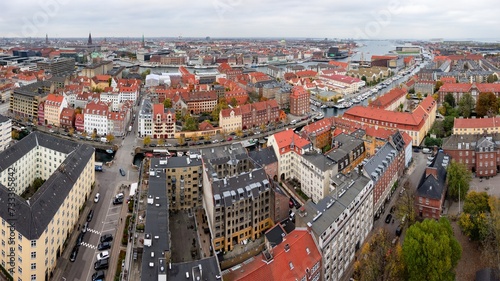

left=1, top=0, right=499, bottom=41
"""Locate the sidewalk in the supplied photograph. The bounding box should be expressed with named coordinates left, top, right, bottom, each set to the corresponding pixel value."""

left=107, top=189, right=130, bottom=281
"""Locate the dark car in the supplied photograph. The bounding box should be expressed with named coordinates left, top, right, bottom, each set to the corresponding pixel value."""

left=113, top=197, right=124, bottom=205
left=87, top=210, right=94, bottom=222
left=69, top=246, right=79, bottom=262
left=97, top=241, right=111, bottom=251
left=395, top=225, right=402, bottom=236
left=100, top=234, right=113, bottom=243
left=82, top=221, right=89, bottom=233
left=119, top=168, right=126, bottom=176
left=389, top=206, right=396, bottom=214
left=149, top=143, right=157, bottom=147
left=91, top=270, right=105, bottom=281
left=76, top=232, right=85, bottom=246
left=385, top=214, right=393, bottom=224
left=94, top=258, right=109, bottom=270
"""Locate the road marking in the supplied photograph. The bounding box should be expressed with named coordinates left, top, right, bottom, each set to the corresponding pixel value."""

left=80, top=242, right=97, bottom=250
left=86, top=228, right=101, bottom=235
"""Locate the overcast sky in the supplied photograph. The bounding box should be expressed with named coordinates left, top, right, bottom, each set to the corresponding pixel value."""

left=1, top=0, right=499, bottom=40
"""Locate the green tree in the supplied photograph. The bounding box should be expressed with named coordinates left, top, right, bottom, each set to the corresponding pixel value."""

left=361, top=75, right=367, bottom=82
left=487, top=74, right=498, bottom=83
left=458, top=93, right=474, bottom=118
left=163, top=98, right=172, bottom=108
left=443, top=116, right=455, bottom=134
left=230, top=97, right=238, bottom=107
left=476, top=92, right=498, bottom=117
left=444, top=93, right=456, bottom=108
left=141, top=69, right=151, bottom=80
left=408, top=88, right=415, bottom=94
left=353, top=228, right=405, bottom=281
left=183, top=115, right=199, bottom=131
left=416, top=92, right=422, bottom=100
left=458, top=191, right=491, bottom=241
left=211, top=98, right=229, bottom=122
left=143, top=136, right=151, bottom=146
left=403, top=218, right=462, bottom=281
left=446, top=160, right=472, bottom=201
left=11, top=130, right=20, bottom=140
left=424, top=137, right=443, bottom=147
left=482, top=196, right=500, bottom=268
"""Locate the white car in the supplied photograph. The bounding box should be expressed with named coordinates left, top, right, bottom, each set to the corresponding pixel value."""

left=96, top=251, right=109, bottom=261
left=94, top=193, right=100, bottom=203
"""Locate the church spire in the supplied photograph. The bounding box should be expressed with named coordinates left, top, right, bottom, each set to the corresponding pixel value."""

left=45, top=34, right=48, bottom=44
left=142, top=34, right=145, bottom=48
left=88, top=32, right=92, bottom=45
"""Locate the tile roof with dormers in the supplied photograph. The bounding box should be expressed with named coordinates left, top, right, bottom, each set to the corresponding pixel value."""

left=453, top=116, right=500, bottom=130
left=45, top=93, right=64, bottom=106
left=222, top=229, right=321, bottom=281
left=320, top=74, right=362, bottom=84
left=84, top=101, right=109, bottom=116
left=438, top=83, right=472, bottom=93
left=272, top=129, right=311, bottom=155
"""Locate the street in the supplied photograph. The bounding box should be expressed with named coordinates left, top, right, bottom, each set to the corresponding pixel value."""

left=53, top=111, right=140, bottom=281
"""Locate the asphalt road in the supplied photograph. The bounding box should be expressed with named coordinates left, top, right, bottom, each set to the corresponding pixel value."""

left=55, top=111, right=140, bottom=281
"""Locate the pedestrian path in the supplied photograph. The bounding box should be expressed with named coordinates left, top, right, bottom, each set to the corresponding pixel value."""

left=86, top=228, right=101, bottom=235
left=81, top=242, right=97, bottom=250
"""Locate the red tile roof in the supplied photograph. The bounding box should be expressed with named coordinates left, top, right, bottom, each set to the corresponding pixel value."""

left=369, top=88, right=407, bottom=109
left=344, top=106, right=422, bottom=126
left=223, top=229, right=321, bottom=281
left=320, top=74, right=362, bottom=84
left=302, top=117, right=334, bottom=135
left=454, top=116, right=500, bottom=129
left=328, top=61, right=349, bottom=69
left=476, top=83, right=500, bottom=93
left=438, top=83, right=472, bottom=93
left=371, top=55, right=397, bottom=61
left=199, top=121, right=215, bottom=131
left=272, top=129, right=310, bottom=155
left=440, top=77, right=456, bottom=84
left=295, top=70, right=317, bottom=78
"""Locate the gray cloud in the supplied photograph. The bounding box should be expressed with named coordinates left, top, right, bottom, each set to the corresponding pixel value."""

left=1, top=0, right=499, bottom=40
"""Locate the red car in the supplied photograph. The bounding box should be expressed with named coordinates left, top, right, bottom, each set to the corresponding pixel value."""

left=227, top=137, right=232, bottom=141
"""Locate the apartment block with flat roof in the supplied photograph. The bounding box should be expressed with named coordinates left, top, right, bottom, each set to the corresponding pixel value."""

left=10, top=81, right=53, bottom=121
left=0, top=115, right=11, bottom=151
left=165, top=156, right=203, bottom=211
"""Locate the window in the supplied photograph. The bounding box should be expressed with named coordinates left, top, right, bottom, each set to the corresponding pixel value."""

left=31, top=240, right=36, bottom=247
left=30, top=263, right=36, bottom=270
left=31, top=275, right=36, bottom=281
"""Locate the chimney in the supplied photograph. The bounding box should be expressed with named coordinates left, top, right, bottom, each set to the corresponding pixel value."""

left=425, top=167, right=438, bottom=179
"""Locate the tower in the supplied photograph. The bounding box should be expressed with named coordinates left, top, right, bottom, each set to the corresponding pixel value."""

left=45, top=34, right=48, bottom=44
left=142, top=34, right=145, bottom=48
left=88, top=32, right=92, bottom=45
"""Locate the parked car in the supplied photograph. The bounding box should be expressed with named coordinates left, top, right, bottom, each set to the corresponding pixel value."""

left=94, top=258, right=109, bottom=270
left=100, top=234, right=113, bottom=243
left=119, top=168, right=126, bottom=176
left=389, top=206, right=396, bottom=214
left=385, top=214, right=392, bottom=224
left=395, top=225, right=402, bottom=236
left=115, top=192, right=124, bottom=199
left=82, top=221, right=89, bottom=233
left=91, top=270, right=105, bottom=281
left=97, top=241, right=111, bottom=251
left=96, top=251, right=109, bottom=261
left=69, top=246, right=79, bottom=262
left=227, top=137, right=232, bottom=141
left=87, top=210, right=94, bottom=222
left=76, top=232, right=85, bottom=246
left=94, top=193, right=100, bottom=203
left=212, top=140, right=219, bottom=144
left=113, top=197, right=124, bottom=205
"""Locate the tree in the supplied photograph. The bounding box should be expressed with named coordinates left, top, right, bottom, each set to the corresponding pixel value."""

left=11, top=130, right=19, bottom=140
left=68, top=127, right=75, bottom=137
left=403, top=218, right=462, bottom=281
left=432, top=93, right=439, bottom=101
left=444, top=93, right=456, bottom=108
left=235, top=129, right=243, bottom=138
left=361, top=75, right=367, bottom=82
left=408, top=88, right=415, bottom=94
left=141, top=69, right=151, bottom=80
left=143, top=136, right=151, bottom=147
left=395, top=181, right=417, bottom=226
left=424, top=137, right=443, bottom=147
left=353, top=228, right=405, bottom=281
left=416, top=92, right=422, bottom=100
left=487, top=74, right=498, bottom=83
left=482, top=196, right=500, bottom=268
left=458, top=191, right=491, bottom=241
left=106, top=134, right=115, bottom=143
left=230, top=97, right=238, bottom=107
left=443, top=116, right=455, bottom=133
left=476, top=92, right=498, bottom=117
left=183, top=115, right=199, bottom=131
left=446, top=160, right=472, bottom=201
left=163, top=98, right=172, bottom=108
left=458, top=93, right=474, bottom=118
left=75, top=107, right=82, bottom=115
left=434, top=81, right=444, bottom=93
left=211, top=98, right=229, bottom=122
left=158, top=138, right=164, bottom=146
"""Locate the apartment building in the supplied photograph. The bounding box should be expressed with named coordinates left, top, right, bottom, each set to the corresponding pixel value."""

left=0, top=132, right=94, bottom=281
left=240, top=100, right=279, bottom=130
left=152, top=104, right=176, bottom=139
left=201, top=144, right=273, bottom=252
left=10, top=81, right=53, bottom=121
left=326, top=133, right=367, bottom=174
left=59, top=108, right=75, bottom=130
left=222, top=227, right=322, bottom=281
left=0, top=114, right=11, bottom=151
left=164, top=156, right=203, bottom=211
left=296, top=173, right=373, bottom=281
left=138, top=98, right=153, bottom=138
left=363, top=141, right=405, bottom=218
left=83, top=101, right=110, bottom=136
left=369, top=88, right=407, bottom=112
left=181, top=91, right=217, bottom=115
left=299, top=152, right=337, bottom=203
left=289, top=86, right=310, bottom=116
left=43, top=94, right=67, bottom=127
left=319, top=74, right=365, bottom=94
left=453, top=116, right=500, bottom=135
left=219, top=108, right=242, bottom=133
left=267, top=129, right=312, bottom=181
left=36, top=57, right=75, bottom=76
left=300, top=117, right=335, bottom=150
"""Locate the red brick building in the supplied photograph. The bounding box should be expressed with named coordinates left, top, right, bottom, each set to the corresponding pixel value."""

left=289, top=86, right=310, bottom=116
left=180, top=91, right=217, bottom=114
left=239, top=100, right=279, bottom=129
left=152, top=104, right=176, bottom=139
left=300, top=117, right=334, bottom=150
left=416, top=152, right=448, bottom=219
left=59, top=108, right=75, bottom=129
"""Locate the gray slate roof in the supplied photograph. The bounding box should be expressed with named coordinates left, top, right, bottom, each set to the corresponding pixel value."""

left=248, top=147, right=277, bottom=167
left=363, top=142, right=397, bottom=183
left=0, top=132, right=94, bottom=240
left=417, top=152, right=448, bottom=200
left=167, top=256, right=221, bottom=281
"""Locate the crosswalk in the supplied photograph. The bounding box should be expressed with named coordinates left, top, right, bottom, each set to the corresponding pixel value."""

left=80, top=242, right=97, bottom=250
left=86, top=228, right=100, bottom=235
